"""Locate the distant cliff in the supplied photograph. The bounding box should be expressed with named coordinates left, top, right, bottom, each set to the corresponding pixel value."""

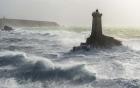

left=0, top=18, right=59, bottom=28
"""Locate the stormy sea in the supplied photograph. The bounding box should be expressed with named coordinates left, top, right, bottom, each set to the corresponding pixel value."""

left=1, top=26, right=140, bottom=88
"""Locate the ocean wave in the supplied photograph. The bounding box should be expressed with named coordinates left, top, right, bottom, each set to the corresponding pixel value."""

left=1, top=27, right=140, bottom=87
left=0, top=51, right=96, bottom=82
left=0, top=53, right=26, bottom=67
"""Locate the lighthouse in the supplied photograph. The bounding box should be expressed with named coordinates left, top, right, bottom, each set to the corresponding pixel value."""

left=72, top=9, right=122, bottom=51
left=86, top=9, right=103, bottom=45
left=91, top=9, right=102, bottom=37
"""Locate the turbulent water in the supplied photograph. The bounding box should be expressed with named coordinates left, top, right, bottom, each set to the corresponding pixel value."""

left=0, top=26, right=140, bottom=88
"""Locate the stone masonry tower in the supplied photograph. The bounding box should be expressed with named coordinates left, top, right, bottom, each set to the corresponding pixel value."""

left=91, top=9, right=102, bottom=37
left=72, top=9, right=122, bottom=51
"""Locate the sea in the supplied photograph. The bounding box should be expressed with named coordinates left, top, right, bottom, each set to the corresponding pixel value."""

left=0, top=26, right=140, bottom=88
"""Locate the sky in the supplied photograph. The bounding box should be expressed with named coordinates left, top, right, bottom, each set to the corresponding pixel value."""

left=0, top=0, right=140, bottom=26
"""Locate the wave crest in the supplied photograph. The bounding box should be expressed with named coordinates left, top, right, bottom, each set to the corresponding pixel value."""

left=0, top=51, right=96, bottom=82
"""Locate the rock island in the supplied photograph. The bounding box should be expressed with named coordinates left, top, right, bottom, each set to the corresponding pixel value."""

left=72, top=10, right=122, bottom=51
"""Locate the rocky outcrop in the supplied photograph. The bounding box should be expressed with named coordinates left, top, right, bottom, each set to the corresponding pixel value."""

left=86, top=35, right=121, bottom=48
left=73, top=35, right=121, bottom=51
left=72, top=10, right=122, bottom=51
left=1, top=25, right=14, bottom=31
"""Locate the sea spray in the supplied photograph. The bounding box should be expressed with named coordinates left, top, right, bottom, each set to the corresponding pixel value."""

left=1, top=27, right=140, bottom=87
left=0, top=51, right=96, bottom=82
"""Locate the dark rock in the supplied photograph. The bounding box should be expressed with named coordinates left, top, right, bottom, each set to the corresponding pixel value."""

left=72, top=44, right=90, bottom=52
left=2, top=25, right=14, bottom=31
left=86, top=35, right=121, bottom=48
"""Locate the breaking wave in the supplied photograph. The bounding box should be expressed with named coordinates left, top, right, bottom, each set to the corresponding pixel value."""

left=0, top=51, right=96, bottom=82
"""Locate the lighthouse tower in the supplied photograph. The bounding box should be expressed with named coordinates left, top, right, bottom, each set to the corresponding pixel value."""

left=86, top=9, right=103, bottom=45
left=91, top=9, right=102, bottom=37
left=72, top=9, right=122, bottom=51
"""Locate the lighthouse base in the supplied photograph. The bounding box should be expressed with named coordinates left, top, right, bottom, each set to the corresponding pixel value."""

left=72, top=35, right=122, bottom=51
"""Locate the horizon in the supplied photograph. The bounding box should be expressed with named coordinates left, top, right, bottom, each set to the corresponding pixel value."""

left=0, top=0, right=140, bottom=27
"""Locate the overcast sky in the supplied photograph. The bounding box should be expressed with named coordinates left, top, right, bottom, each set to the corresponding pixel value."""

left=0, top=0, right=140, bottom=26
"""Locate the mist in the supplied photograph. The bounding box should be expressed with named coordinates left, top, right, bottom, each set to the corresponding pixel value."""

left=0, top=0, right=140, bottom=26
